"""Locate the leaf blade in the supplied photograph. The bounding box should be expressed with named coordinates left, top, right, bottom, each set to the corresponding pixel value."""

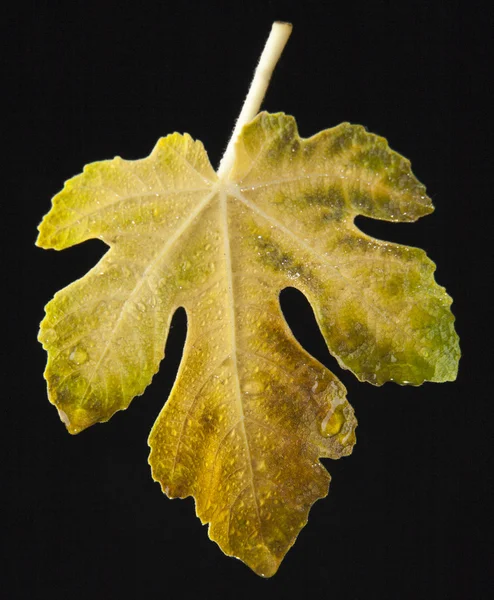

left=38, top=111, right=458, bottom=574
left=148, top=265, right=356, bottom=576
left=36, top=133, right=217, bottom=250
left=38, top=134, right=218, bottom=433
left=231, top=112, right=459, bottom=385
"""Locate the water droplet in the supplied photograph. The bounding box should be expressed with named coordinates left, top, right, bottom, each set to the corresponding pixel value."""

left=57, top=408, right=70, bottom=426
left=152, top=207, right=164, bottom=223
left=242, top=380, right=265, bottom=395
left=69, top=347, right=88, bottom=365
left=42, top=328, right=58, bottom=344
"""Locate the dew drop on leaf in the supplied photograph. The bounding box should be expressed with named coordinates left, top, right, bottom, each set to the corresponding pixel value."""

left=69, top=347, right=88, bottom=365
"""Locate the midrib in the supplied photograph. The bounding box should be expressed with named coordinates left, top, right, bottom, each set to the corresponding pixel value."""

left=219, top=189, right=262, bottom=529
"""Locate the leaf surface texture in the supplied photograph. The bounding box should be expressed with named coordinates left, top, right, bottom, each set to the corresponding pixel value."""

left=38, top=112, right=459, bottom=576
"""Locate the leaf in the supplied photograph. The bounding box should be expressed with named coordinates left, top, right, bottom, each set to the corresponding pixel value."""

left=37, top=112, right=459, bottom=576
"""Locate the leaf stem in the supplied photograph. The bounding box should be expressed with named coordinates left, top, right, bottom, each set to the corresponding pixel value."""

left=217, top=21, right=292, bottom=180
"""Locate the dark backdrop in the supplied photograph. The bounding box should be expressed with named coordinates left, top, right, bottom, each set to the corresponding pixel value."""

left=4, top=1, right=492, bottom=598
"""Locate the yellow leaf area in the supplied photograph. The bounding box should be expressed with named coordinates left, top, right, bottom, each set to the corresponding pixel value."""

left=37, top=112, right=459, bottom=576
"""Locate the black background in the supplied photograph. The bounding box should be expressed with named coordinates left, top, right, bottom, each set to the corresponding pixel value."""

left=4, top=1, right=492, bottom=598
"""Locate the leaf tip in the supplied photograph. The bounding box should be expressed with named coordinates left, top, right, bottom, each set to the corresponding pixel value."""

left=35, top=226, right=52, bottom=249
left=36, top=213, right=65, bottom=250
left=56, top=408, right=86, bottom=435
left=252, top=555, right=282, bottom=578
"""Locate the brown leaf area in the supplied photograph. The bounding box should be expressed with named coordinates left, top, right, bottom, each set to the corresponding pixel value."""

left=37, top=112, right=458, bottom=576
left=149, top=275, right=356, bottom=576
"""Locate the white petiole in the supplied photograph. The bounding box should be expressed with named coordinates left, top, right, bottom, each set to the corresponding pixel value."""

left=216, top=21, right=292, bottom=181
